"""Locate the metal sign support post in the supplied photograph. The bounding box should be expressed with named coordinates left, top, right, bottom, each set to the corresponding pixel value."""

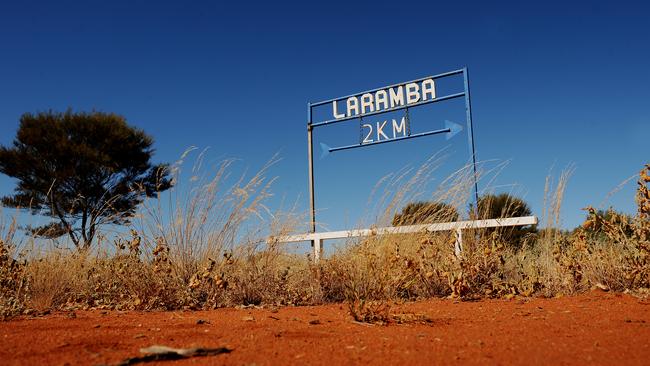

left=307, top=102, right=319, bottom=258
left=462, top=67, right=480, bottom=217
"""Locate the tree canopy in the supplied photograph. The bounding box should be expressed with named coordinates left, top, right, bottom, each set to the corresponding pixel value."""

left=0, top=110, right=172, bottom=250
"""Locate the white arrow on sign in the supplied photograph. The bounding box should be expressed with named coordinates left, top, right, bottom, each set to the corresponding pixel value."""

left=320, top=120, right=463, bottom=158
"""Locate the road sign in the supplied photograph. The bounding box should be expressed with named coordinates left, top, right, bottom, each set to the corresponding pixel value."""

left=306, top=68, right=480, bottom=242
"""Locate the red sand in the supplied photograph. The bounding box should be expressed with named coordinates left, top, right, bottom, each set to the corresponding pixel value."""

left=1, top=291, right=649, bottom=365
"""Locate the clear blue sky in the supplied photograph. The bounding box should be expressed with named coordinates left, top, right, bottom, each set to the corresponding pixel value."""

left=0, top=0, right=648, bottom=233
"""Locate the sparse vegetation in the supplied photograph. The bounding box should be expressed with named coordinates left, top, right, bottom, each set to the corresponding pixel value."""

left=0, top=154, right=648, bottom=320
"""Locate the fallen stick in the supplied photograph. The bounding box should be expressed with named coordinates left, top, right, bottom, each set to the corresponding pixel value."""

left=99, top=345, right=232, bottom=366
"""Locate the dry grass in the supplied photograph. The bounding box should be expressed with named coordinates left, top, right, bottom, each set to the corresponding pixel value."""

left=1, top=157, right=649, bottom=320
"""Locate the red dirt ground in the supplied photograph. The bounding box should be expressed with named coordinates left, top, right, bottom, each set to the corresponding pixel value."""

left=1, top=290, right=649, bottom=366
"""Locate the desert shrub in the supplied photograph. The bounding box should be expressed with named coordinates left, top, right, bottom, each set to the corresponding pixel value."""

left=0, top=152, right=321, bottom=314
left=580, top=207, right=635, bottom=240
left=321, top=236, right=403, bottom=302
left=392, top=201, right=459, bottom=226
left=0, top=239, right=28, bottom=318
left=447, top=235, right=511, bottom=298
left=21, top=239, right=185, bottom=312
left=294, top=164, right=649, bottom=303
left=186, top=244, right=314, bottom=308
left=226, top=249, right=315, bottom=306
left=579, top=164, right=650, bottom=291
left=24, top=253, right=79, bottom=311
left=319, top=227, right=539, bottom=302
left=472, top=193, right=537, bottom=250
left=4, top=161, right=650, bottom=317
left=319, top=231, right=457, bottom=303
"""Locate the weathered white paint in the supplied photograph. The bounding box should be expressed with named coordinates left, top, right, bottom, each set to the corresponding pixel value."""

left=392, top=117, right=406, bottom=137
left=268, top=216, right=538, bottom=263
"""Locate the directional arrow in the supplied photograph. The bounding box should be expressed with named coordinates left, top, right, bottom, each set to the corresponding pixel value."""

left=319, top=142, right=331, bottom=159
left=321, top=120, right=464, bottom=155
left=445, top=120, right=463, bottom=140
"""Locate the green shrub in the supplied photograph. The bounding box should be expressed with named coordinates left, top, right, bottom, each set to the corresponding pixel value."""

left=472, top=193, right=537, bottom=249
left=392, top=201, right=459, bottom=226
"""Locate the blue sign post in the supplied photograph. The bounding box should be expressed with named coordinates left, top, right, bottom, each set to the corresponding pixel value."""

left=306, top=67, right=480, bottom=245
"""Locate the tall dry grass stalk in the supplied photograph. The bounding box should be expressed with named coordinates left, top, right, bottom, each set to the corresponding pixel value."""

left=0, top=211, right=18, bottom=247
left=132, top=149, right=282, bottom=282
left=525, top=165, right=576, bottom=295
left=364, top=151, right=484, bottom=227
left=0, top=210, right=28, bottom=318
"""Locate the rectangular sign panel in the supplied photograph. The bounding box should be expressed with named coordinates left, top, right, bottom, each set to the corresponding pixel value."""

left=310, top=69, right=466, bottom=127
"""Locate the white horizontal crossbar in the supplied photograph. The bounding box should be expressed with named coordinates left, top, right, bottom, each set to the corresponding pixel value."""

left=269, top=216, right=538, bottom=244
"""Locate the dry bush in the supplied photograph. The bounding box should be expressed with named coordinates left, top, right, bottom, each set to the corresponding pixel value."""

left=348, top=298, right=391, bottom=325
left=16, top=229, right=314, bottom=313
left=578, top=164, right=650, bottom=291
left=24, top=253, right=76, bottom=311
left=22, top=237, right=184, bottom=312
left=0, top=239, right=27, bottom=318
left=320, top=158, right=479, bottom=303
left=0, top=151, right=316, bottom=314
left=571, top=233, right=629, bottom=291
left=125, top=150, right=307, bottom=309
left=225, top=247, right=315, bottom=306
left=319, top=234, right=432, bottom=303
left=0, top=215, right=28, bottom=319
left=80, top=235, right=186, bottom=310
left=348, top=298, right=433, bottom=325
left=320, top=163, right=578, bottom=302
left=133, top=150, right=277, bottom=280
left=513, top=164, right=649, bottom=296
left=3, top=158, right=650, bottom=317
left=187, top=243, right=314, bottom=308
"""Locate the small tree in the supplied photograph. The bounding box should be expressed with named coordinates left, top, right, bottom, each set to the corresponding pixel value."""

left=472, top=193, right=536, bottom=248
left=392, top=201, right=459, bottom=226
left=0, top=110, right=172, bottom=250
